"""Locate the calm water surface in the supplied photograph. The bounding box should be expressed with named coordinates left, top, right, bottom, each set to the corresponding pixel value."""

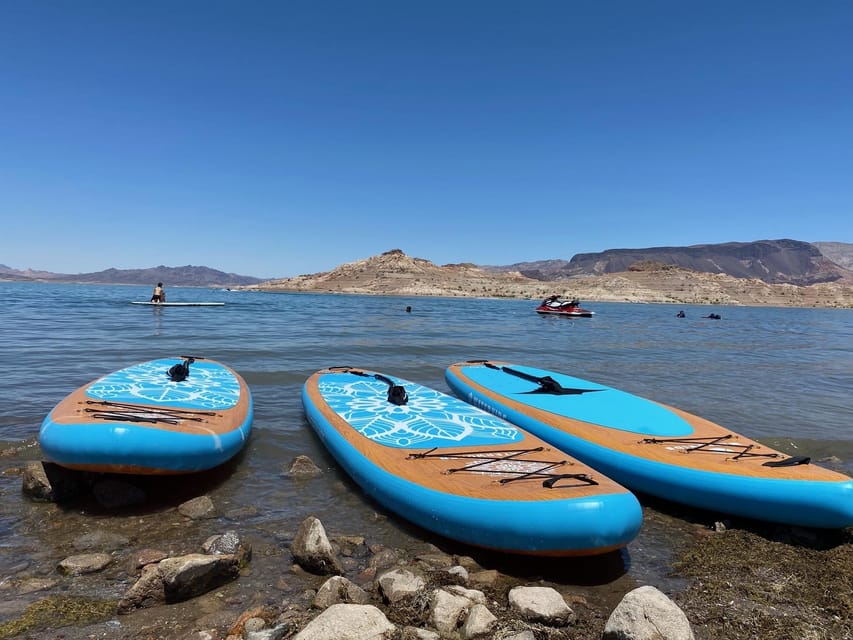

left=1, top=282, right=852, bottom=603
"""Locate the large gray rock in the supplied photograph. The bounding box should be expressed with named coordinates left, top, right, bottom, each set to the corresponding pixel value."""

left=158, top=553, right=240, bottom=602
left=117, top=564, right=166, bottom=613
left=292, top=603, right=395, bottom=640
left=603, top=585, right=695, bottom=640
left=291, top=516, right=342, bottom=576
left=507, top=586, right=574, bottom=626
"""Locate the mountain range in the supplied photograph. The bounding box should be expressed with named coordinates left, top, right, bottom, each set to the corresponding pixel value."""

left=3, top=239, right=853, bottom=290
left=484, top=240, right=853, bottom=286
left=0, top=264, right=262, bottom=287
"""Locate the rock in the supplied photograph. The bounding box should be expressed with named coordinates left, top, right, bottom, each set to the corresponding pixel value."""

left=368, top=547, right=403, bottom=570
left=455, top=556, right=482, bottom=572
left=158, top=553, right=240, bottom=603
left=129, top=548, right=169, bottom=572
left=92, top=477, right=148, bottom=508
left=243, top=617, right=266, bottom=632
left=460, top=603, right=497, bottom=639
left=603, top=585, right=695, bottom=640
left=178, top=631, right=223, bottom=640
left=414, top=552, right=454, bottom=569
left=446, top=565, right=468, bottom=583
left=377, top=568, right=426, bottom=603
left=178, top=495, right=217, bottom=519
left=118, top=564, right=166, bottom=613
left=313, top=576, right=371, bottom=608
left=429, top=588, right=471, bottom=635
left=401, top=627, right=440, bottom=640
left=445, top=585, right=486, bottom=605
left=72, top=529, right=130, bottom=552
left=291, top=517, right=342, bottom=576
left=16, top=578, right=59, bottom=594
left=202, top=530, right=252, bottom=565
left=291, top=603, right=395, bottom=640
left=286, top=455, right=324, bottom=478
left=21, top=462, right=54, bottom=501
left=246, top=624, right=290, bottom=640
left=22, top=461, right=85, bottom=502
left=507, top=586, right=574, bottom=626
left=57, top=552, right=113, bottom=576
left=334, top=535, right=368, bottom=558
left=227, top=607, right=268, bottom=636
left=468, top=569, right=499, bottom=587
left=502, top=632, right=536, bottom=640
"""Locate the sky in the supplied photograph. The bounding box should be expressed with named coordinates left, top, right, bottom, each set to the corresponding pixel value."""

left=1, top=1, right=851, bottom=278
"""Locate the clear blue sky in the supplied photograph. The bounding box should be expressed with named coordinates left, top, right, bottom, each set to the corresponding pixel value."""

left=2, top=1, right=851, bottom=278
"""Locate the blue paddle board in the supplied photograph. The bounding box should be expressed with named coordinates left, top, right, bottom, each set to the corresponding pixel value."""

left=40, top=356, right=253, bottom=474
left=446, top=361, right=853, bottom=529
left=302, top=367, right=642, bottom=556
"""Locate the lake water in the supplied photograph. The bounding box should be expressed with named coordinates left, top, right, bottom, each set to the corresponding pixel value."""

left=1, top=282, right=852, bottom=604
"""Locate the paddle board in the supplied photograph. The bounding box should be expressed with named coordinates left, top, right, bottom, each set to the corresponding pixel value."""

left=130, top=301, right=225, bottom=306
left=302, top=367, right=642, bottom=556
left=39, top=356, right=252, bottom=474
left=446, top=361, right=853, bottom=529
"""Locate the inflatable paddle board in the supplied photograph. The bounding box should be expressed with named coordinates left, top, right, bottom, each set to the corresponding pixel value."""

left=130, top=301, right=224, bottom=306
left=445, top=361, right=853, bottom=529
left=40, top=356, right=252, bottom=474
left=302, top=367, right=642, bottom=556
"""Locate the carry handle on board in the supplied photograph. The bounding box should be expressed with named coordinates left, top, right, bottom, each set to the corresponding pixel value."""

left=329, top=367, right=409, bottom=406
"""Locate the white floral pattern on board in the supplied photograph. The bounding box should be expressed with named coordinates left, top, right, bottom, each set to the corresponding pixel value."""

left=86, top=359, right=240, bottom=409
left=320, top=375, right=523, bottom=448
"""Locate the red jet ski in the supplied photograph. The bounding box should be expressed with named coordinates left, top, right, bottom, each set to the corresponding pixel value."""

left=535, top=295, right=595, bottom=317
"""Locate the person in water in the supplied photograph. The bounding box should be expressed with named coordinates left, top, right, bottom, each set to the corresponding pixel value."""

left=676, top=310, right=686, bottom=318
left=150, top=282, right=165, bottom=303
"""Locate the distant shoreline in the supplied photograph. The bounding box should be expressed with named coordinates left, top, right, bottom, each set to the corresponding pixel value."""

left=4, top=277, right=851, bottom=309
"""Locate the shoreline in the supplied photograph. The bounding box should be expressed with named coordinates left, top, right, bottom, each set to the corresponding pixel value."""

left=247, top=284, right=853, bottom=310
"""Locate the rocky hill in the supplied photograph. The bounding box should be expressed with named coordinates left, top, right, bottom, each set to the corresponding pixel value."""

left=256, top=249, right=537, bottom=298
left=813, top=242, right=853, bottom=271
left=486, top=239, right=852, bottom=286
left=0, top=264, right=261, bottom=287
left=252, top=249, right=853, bottom=308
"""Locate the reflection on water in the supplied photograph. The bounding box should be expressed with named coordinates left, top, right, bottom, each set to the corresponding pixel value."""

left=0, top=282, right=851, bottom=598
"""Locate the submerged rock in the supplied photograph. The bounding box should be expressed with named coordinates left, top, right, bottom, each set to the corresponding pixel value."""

left=286, top=455, right=324, bottom=478
left=57, top=553, right=113, bottom=576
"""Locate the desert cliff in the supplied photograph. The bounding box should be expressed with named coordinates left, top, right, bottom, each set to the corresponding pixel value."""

left=251, top=250, right=853, bottom=308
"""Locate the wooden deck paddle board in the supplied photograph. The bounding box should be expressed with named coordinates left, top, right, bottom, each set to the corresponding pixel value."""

left=302, top=367, right=642, bottom=556
left=39, top=356, right=252, bottom=474
left=446, top=361, right=853, bottom=529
